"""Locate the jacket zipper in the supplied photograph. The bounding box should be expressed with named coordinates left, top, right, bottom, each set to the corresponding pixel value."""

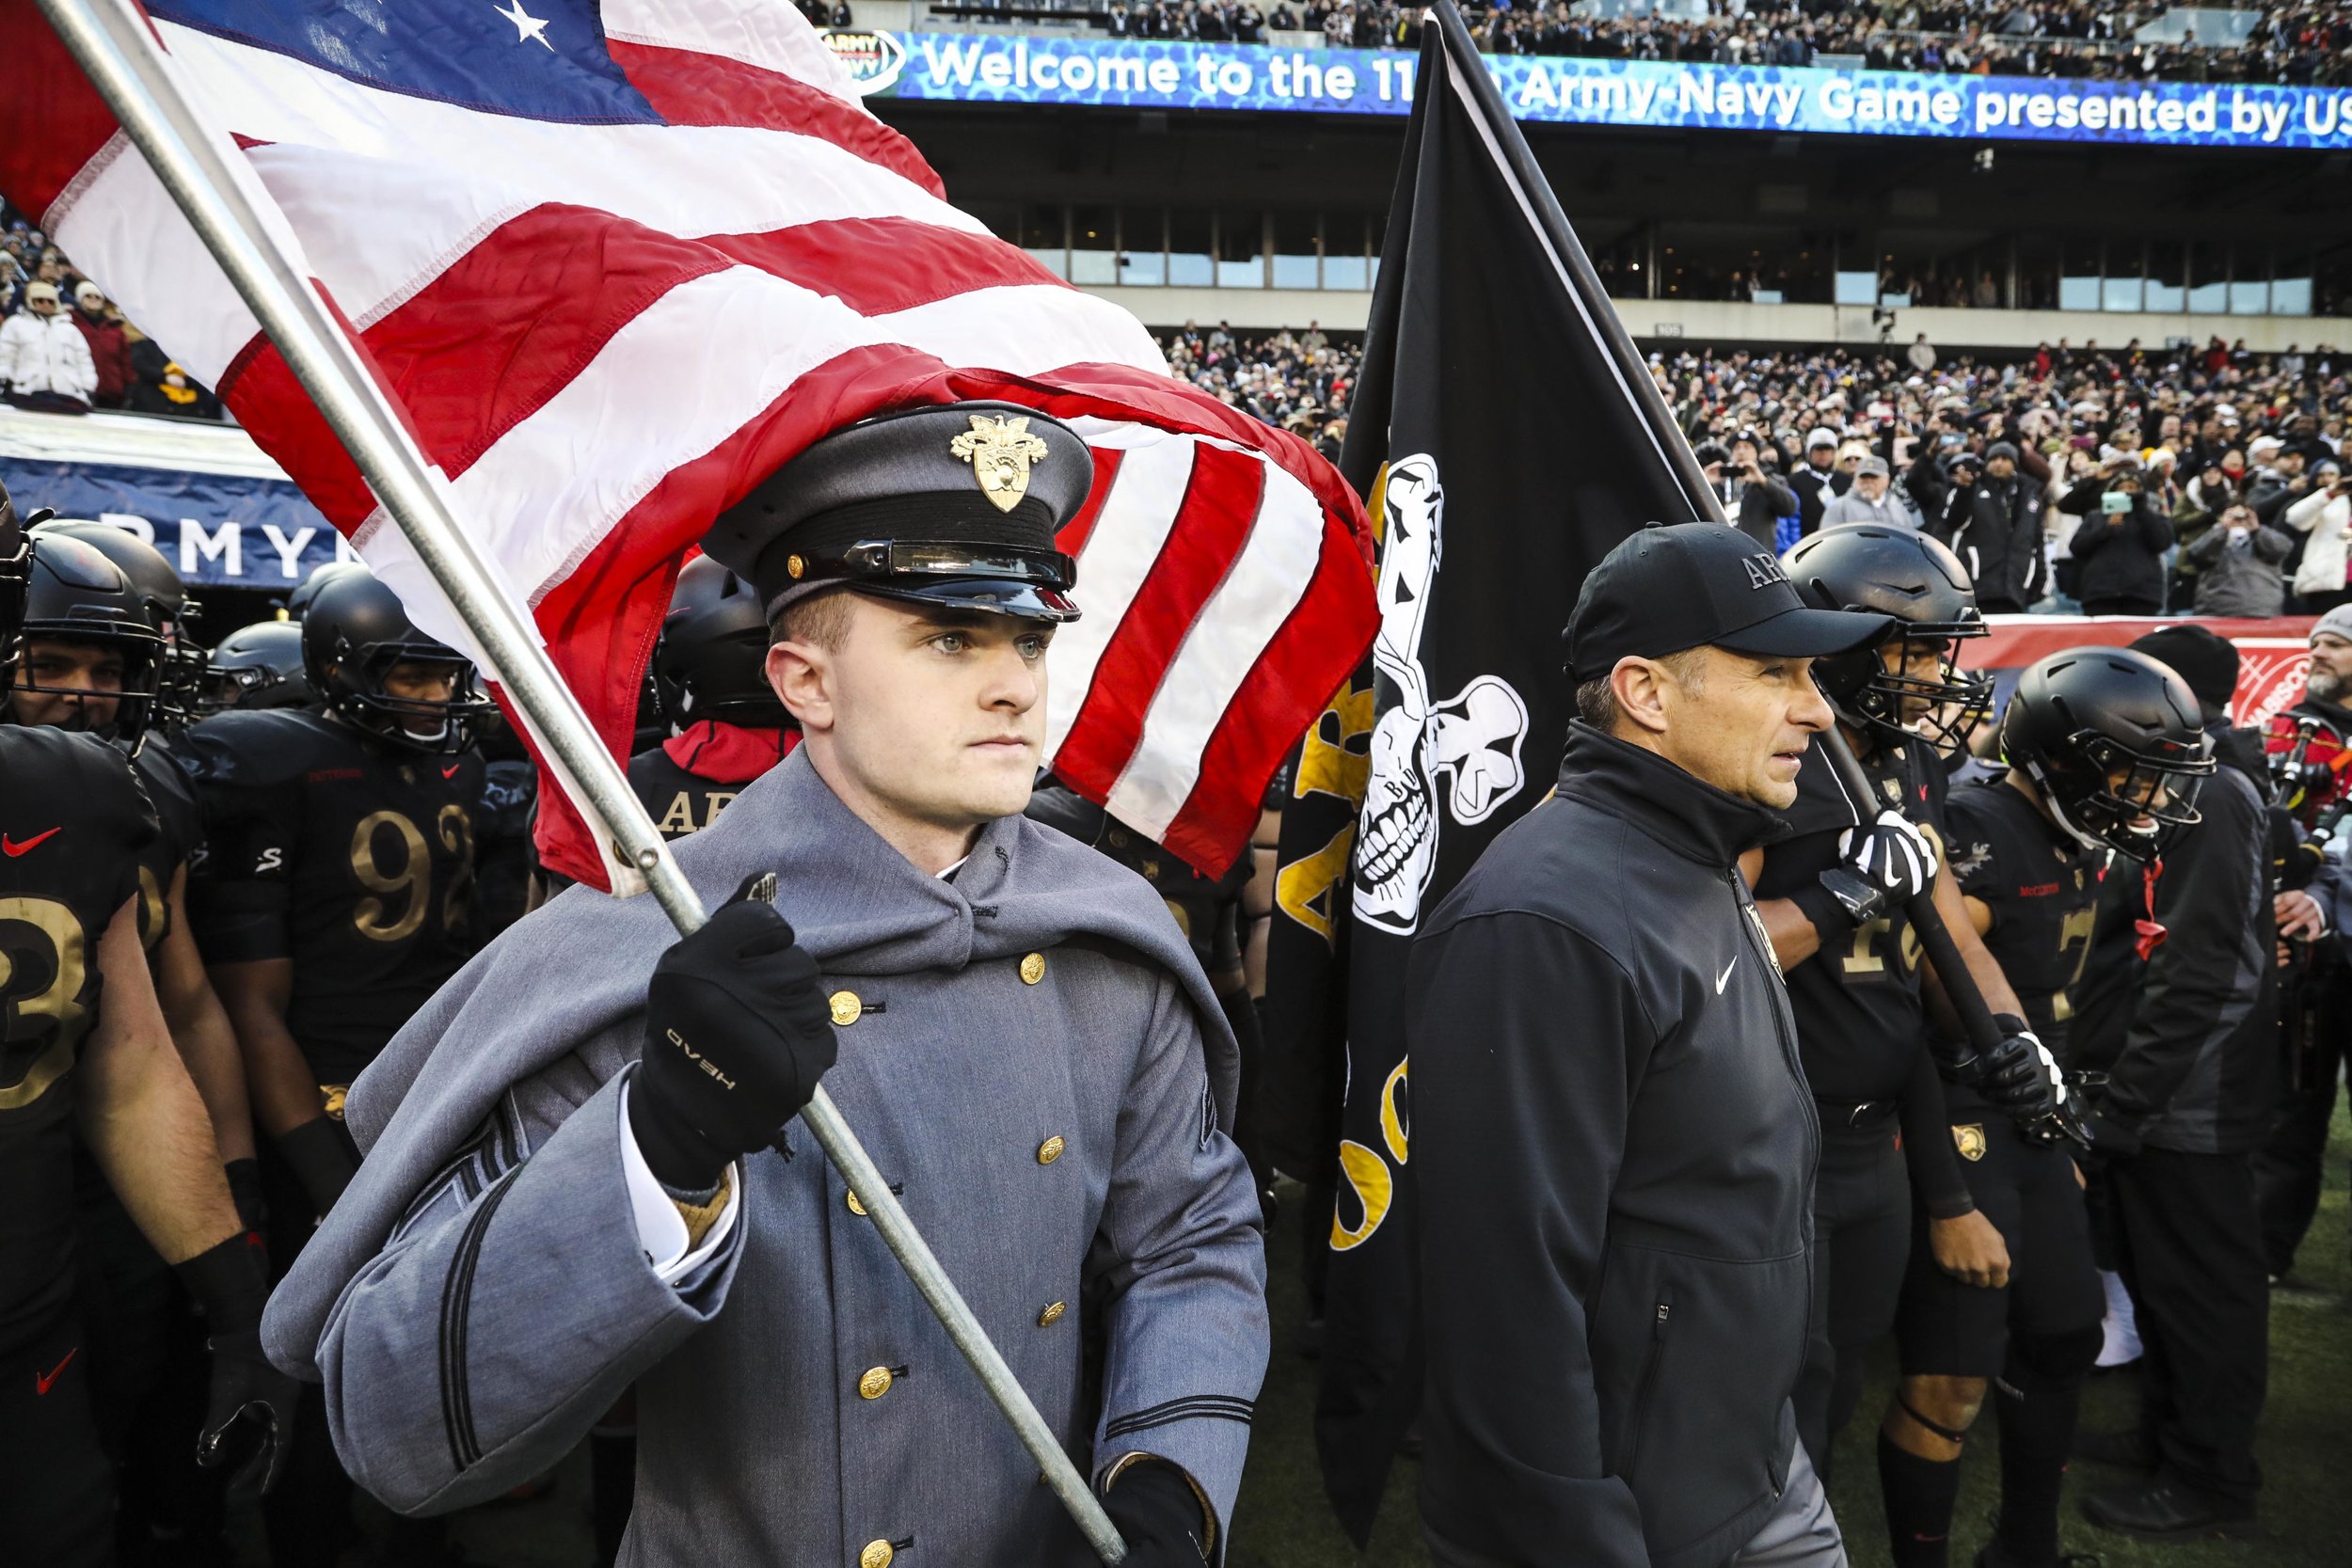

left=1621, top=1293, right=1673, bottom=1475
left=1728, top=867, right=1815, bottom=1497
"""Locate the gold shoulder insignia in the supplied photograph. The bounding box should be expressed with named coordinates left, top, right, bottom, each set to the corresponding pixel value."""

left=1952, top=1122, right=1987, bottom=1162
left=949, top=413, right=1051, bottom=513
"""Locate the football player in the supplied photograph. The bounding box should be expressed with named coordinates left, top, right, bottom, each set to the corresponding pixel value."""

left=1749, top=526, right=2055, bottom=1484
left=20, top=523, right=261, bottom=1558
left=38, top=517, right=212, bottom=737
left=632, top=556, right=794, bottom=840
left=0, top=487, right=294, bottom=1566
left=198, top=618, right=316, bottom=716
left=1881, top=648, right=2213, bottom=1568
left=182, top=566, right=492, bottom=1566
left=183, top=567, right=490, bottom=1224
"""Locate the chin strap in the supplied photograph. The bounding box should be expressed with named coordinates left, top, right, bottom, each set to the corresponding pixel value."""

left=2134, top=857, right=2169, bottom=960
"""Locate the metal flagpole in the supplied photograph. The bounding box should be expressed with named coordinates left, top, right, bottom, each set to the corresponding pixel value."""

left=34, top=2, right=1125, bottom=1556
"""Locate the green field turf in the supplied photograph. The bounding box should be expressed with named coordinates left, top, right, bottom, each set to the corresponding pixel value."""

left=1228, top=1101, right=2352, bottom=1568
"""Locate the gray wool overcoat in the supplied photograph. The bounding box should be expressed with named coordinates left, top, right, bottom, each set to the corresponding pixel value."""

left=261, top=750, right=1270, bottom=1566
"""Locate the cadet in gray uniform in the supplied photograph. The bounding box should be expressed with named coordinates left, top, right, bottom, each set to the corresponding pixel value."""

left=261, top=404, right=1270, bottom=1568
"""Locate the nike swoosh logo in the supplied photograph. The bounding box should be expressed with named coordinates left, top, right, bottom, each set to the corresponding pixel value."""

left=2, top=827, right=61, bottom=857
left=441, top=765, right=461, bottom=780
left=34, top=1346, right=76, bottom=1395
left=1716, top=956, right=1739, bottom=993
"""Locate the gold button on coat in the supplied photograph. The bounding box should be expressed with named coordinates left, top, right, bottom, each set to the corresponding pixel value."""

left=1037, top=1135, right=1065, bottom=1165
left=1019, top=952, right=1046, bottom=985
left=860, top=1542, right=894, bottom=1568
left=1038, top=1301, right=1067, bottom=1326
left=846, top=1189, right=867, bottom=1217
left=830, top=990, right=862, bottom=1026
left=857, top=1367, right=894, bottom=1400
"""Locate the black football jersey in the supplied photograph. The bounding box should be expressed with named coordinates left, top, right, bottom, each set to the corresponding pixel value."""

left=0, top=726, right=157, bottom=1351
left=1758, top=735, right=1951, bottom=1104
left=1943, top=775, right=2108, bottom=1064
left=130, top=740, right=203, bottom=955
left=628, top=745, right=750, bottom=842
left=180, top=710, right=485, bottom=1087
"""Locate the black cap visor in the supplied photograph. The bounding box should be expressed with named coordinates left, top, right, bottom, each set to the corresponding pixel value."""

left=1712, top=604, right=1896, bottom=660
left=853, top=576, right=1081, bottom=624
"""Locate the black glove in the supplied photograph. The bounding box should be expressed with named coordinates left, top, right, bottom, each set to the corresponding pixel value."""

left=629, top=874, right=838, bottom=1192
left=174, top=1231, right=301, bottom=1494
left=1976, top=1014, right=2062, bottom=1123
left=223, top=1156, right=267, bottom=1236
left=276, top=1115, right=358, bottom=1219
left=1100, top=1459, right=1212, bottom=1567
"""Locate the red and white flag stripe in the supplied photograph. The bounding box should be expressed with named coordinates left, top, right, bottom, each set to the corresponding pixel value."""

left=0, top=0, right=1374, bottom=881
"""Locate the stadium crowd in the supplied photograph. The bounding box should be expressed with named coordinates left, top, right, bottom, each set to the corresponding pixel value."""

left=957, top=0, right=2352, bottom=86
left=1163, top=324, right=2352, bottom=617
left=2, top=210, right=223, bottom=418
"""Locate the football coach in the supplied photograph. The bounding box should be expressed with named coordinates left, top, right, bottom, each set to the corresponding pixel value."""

left=1413, top=523, right=1893, bottom=1568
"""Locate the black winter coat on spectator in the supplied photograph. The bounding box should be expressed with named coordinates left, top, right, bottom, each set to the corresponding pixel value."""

left=2100, top=737, right=2278, bottom=1154
left=2059, top=482, right=2175, bottom=610
left=1929, top=474, right=2042, bottom=610
left=1715, top=473, right=1799, bottom=551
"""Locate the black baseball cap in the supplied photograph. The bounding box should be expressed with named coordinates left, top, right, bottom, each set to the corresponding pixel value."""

left=1565, top=523, right=1895, bottom=683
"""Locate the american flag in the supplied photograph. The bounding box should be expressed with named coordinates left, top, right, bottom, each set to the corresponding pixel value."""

left=0, top=0, right=1375, bottom=884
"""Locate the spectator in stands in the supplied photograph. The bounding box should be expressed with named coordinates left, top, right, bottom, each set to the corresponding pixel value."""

left=2183, top=501, right=2291, bottom=618
left=2062, top=464, right=2175, bottom=615
left=69, top=281, right=130, bottom=408
left=2287, top=459, right=2352, bottom=612
left=0, top=279, right=97, bottom=413
left=1697, top=434, right=1798, bottom=549
left=1819, top=454, right=1909, bottom=529
left=122, top=322, right=221, bottom=420
left=1792, top=427, right=1842, bottom=536
left=1907, top=333, right=1937, bottom=373
left=1928, top=447, right=2043, bottom=611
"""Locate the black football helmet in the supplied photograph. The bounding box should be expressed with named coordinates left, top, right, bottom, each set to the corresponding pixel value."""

left=286, top=560, right=366, bottom=621
left=1998, top=646, right=2216, bottom=861
left=649, top=556, right=787, bottom=731
left=10, top=533, right=166, bottom=752
left=0, top=479, right=39, bottom=700
left=201, top=620, right=315, bottom=714
left=34, top=519, right=208, bottom=727
left=1782, top=523, right=1993, bottom=760
left=300, top=570, right=493, bottom=753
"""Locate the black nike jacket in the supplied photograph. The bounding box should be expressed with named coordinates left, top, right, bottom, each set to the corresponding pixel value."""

left=1412, top=722, right=1820, bottom=1568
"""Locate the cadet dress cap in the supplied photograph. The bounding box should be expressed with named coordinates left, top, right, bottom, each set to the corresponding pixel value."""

left=702, top=401, right=1093, bottom=624
left=1564, top=522, right=1894, bottom=683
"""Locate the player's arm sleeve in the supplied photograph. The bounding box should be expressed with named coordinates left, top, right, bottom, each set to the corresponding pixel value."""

left=1411, top=911, right=1650, bottom=1568
left=1090, top=971, right=1270, bottom=1545
left=1899, top=1040, right=1976, bottom=1219
left=2106, top=777, right=2268, bottom=1132
left=308, top=1050, right=744, bottom=1515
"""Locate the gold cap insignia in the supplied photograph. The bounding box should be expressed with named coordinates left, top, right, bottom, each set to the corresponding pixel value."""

left=787, top=553, right=805, bottom=580
left=949, top=413, right=1051, bottom=514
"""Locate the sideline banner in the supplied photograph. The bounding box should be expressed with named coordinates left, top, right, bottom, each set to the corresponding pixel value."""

left=1973, top=613, right=2314, bottom=722
left=844, top=29, right=2352, bottom=150
left=0, top=411, right=348, bottom=590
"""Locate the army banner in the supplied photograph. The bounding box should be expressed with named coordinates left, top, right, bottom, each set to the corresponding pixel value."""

left=1268, top=0, right=1722, bottom=1540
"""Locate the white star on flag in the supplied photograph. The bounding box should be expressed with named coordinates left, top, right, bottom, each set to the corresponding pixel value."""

left=493, top=0, right=554, bottom=50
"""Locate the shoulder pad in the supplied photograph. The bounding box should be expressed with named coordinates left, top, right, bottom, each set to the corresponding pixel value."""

left=1024, top=784, right=1107, bottom=844
left=177, top=709, right=349, bottom=788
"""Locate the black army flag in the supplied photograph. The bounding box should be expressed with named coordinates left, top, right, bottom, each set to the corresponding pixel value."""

left=1263, top=0, right=1725, bottom=1540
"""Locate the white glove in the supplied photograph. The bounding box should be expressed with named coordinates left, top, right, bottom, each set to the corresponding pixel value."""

left=1837, top=809, right=1934, bottom=906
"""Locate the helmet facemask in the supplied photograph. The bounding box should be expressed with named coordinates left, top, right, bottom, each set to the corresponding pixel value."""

left=2019, top=725, right=2214, bottom=862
